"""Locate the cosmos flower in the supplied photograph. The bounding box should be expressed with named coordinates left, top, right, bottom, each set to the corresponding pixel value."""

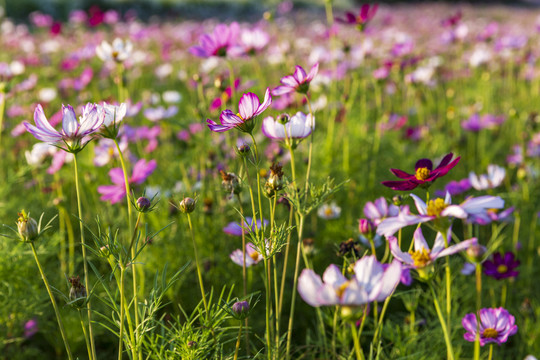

left=376, top=192, right=504, bottom=237
left=97, top=159, right=157, bottom=204
left=24, top=103, right=104, bottom=153
left=189, top=22, right=241, bottom=58
left=462, top=307, right=517, bottom=346
left=467, top=207, right=515, bottom=225
left=468, top=165, right=506, bottom=190
left=483, top=251, right=520, bottom=280
left=24, top=319, right=39, bottom=338
left=230, top=242, right=263, bottom=267
left=223, top=217, right=269, bottom=236
left=96, top=38, right=133, bottom=63
left=381, top=153, right=461, bottom=191
left=363, top=197, right=400, bottom=226
left=272, top=63, right=319, bottom=96
left=239, top=27, right=270, bottom=55
left=298, top=256, right=401, bottom=307
left=207, top=89, right=271, bottom=133
left=434, top=178, right=471, bottom=197
left=261, top=112, right=314, bottom=141
left=335, top=4, right=378, bottom=31
left=390, top=227, right=477, bottom=270
left=317, top=202, right=341, bottom=220
left=461, top=114, right=505, bottom=132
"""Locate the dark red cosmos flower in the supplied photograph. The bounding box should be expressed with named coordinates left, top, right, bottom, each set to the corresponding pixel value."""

left=336, top=4, right=378, bottom=31
left=483, top=252, right=520, bottom=280
left=382, top=153, right=461, bottom=191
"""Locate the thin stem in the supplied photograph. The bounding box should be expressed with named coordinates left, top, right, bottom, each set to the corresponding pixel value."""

left=351, top=321, right=365, bottom=360
left=79, top=310, right=92, bottom=360
left=474, top=263, right=482, bottom=360
left=186, top=213, right=210, bottom=322
left=118, top=267, right=126, bottom=360
left=30, top=243, right=74, bottom=360
left=429, top=282, right=455, bottom=360
left=73, top=155, right=97, bottom=360
left=488, top=344, right=493, bottom=360
left=441, top=231, right=452, bottom=342
left=117, top=63, right=125, bottom=102
left=233, top=322, right=243, bottom=360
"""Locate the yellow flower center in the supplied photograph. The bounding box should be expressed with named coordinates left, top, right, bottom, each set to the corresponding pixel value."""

left=249, top=251, right=260, bottom=261
left=497, top=264, right=508, bottom=274
left=112, top=51, right=119, bottom=59
left=335, top=281, right=350, bottom=298
left=415, top=167, right=431, bottom=181
left=482, top=328, right=498, bottom=339
left=409, top=248, right=432, bottom=268
left=427, top=198, right=447, bottom=217
left=325, top=208, right=334, bottom=216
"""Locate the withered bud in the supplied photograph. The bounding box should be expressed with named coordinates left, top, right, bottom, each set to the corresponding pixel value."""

left=220, top=170, right=242, bottom=195
left=266, top=163, right=286, bottom=192
left=69, top=276, right=87, bottom=307
left=338, top=238, right=362, bottom=257
left=302, top=238, right=315, bottom=256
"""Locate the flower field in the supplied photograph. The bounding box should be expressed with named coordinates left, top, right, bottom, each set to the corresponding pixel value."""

left=0, top=2, right=539, bottom=359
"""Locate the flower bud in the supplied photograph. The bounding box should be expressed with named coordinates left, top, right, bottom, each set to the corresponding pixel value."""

left=236, top=144, right=251, bottom=157
left=220, top=171, right=242, bottom=195
left=179, top=197, right=196, bottom=213
left=17, top=211, right=39, bottom=242
left=358, top=218, right=374, bottom=235
left=187, top=340, right=197, bottom=348
left=68, top=276, right=87, bottom=308
left=302, top=238, right=315, bottom=256
left=277, top=113, right=290, bottom=124
left=466, top=244, right=486, bottom=263
left=232, top=300, right=250, bottom=317
left=392, top=195, right=403, bottom=206
left=266, top=163, right=286, bottom=192
left=137, top=197, right=151, bottom=211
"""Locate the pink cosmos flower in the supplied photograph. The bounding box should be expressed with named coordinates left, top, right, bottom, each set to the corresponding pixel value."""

left=230, top=242, right=263, bottom=267
left=207, top=89, right=271, bottom=134
left=336, top=4, right=379, bottom=31
left=97, top=159, right=157, bottom=204
left=24, top=103, right=104, bottom=153
left=298, top=256, right=401, bottom=307
left=462, top=307, right=517, bottom=346
left=189, top=22, right=241, bottom=58
left=272, top=63, right=319, bottom=96
left=376, top=192, right=504, bottom=237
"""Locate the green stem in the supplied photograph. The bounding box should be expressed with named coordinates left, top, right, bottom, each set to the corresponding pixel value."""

left=233, top=322, right=243, bottom=360
left=351, top=321, right=365, bottom=360
left=118, top=267, right=126, bottom=360
left=442, top=231, right=452, bottom=341
left=73, top=155, right=97, bottom=360
left=117, top=63, right=125, bottom=103
left=429, top=282, right=455, bottom=360
left=186, top=213, right=210, bottom=324
left=79, top=310, right=92, bottom=360
left=488, top=344, right=493, bottom=360
left=474, top=263, right=482, bottom=360
left=30, top=243, right=73, bottom=360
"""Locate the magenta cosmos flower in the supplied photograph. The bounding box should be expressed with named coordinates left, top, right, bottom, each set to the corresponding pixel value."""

left=272, top=63, right=319, bottom=96
left=336, top=4, right=378, bottom=31
left=376, top=192, right=504, bottom=237
left=24, top=104, right=104, bottom=153
left=189, top=22, right=241, bottom=58
left=390, top=227, right=477, bottom=270
left=462, top=307, right=517, bottom=346
left=207, top=89, right=271, bottom=134
left=382, top=153, right=461, bottom=191
left=298, top=256, right=401, bottom=307
left=483, top=251, right=520, bottom=280
left=262, top=112, right=314, bottom=141
left=97, top=159, right=157, bottom=204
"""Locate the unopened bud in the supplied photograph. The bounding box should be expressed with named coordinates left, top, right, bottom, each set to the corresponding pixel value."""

left=232, top=300, right=250, bottom=317
left=179, top=197, right=196, bottom=213
left=466, top=244, right=486, bottom=262
left=358, top=218, right=374, bottom=235
left=137, top=197, right=151, bottom=211
left=392, top=195, right=403, bottom=206
left=277, top=113, right=290, bottom=124
left=236, top=144, right=251, bottom=156
left=17, top=211, right=38, bottom=242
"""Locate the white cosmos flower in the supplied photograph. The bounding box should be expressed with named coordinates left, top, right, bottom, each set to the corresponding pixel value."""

left=262, top=112, right=314, bottom=141
left=468, top=165, right=506, bottom=190
left=96, top=38, right=133, bottom=63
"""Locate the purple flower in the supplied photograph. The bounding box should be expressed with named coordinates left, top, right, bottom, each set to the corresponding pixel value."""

left=261, top=112, right=314, bottom=141
left=97, top=159, right=157, bottom=204
left=230, top=242, right=263, bottom=267
left=24, top=103, right=104, bottom=153
left=434, top=178, right=471, bottom=197
left=298, top=256, right=401, bottom=307
left=363, top=197, right=400, bottom=226
left=223, top=217, right=269, bottom=236
left=462, top=307, right=517, bottom=346
left=24, top=318, right=38, bottom=338
left=483, top=252, right=520, bottom=280
left=335, top=4, right=378, bottom=31
left=189, top=22, right=241, bottom=58
left=207, top=89, right=271, bottom=134
left=467, top=207, right=515, bottom=225
left=390, top=227, right=477, bottom=270
left=272, top=63, right=319, bottom=96
left=461, top=114, right=505, bottom=132
left=382, top=153, right=461, bottom=191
